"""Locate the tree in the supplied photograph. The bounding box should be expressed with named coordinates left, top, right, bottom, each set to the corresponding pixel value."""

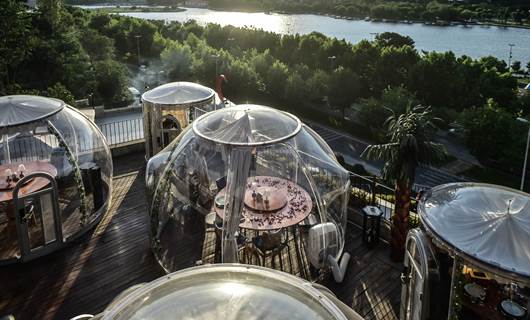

left=458, top=99, right=525, bottom=170
left=0, top=0, right=33, bottom=93
left=511, top=10, right=524, bottom=24
left=225, top=59, right=261, bottom=102
left=285, top=72, right=308, bottom=105
left=350, top=40, right=380, bottom=96
left=327, top=66, right=360, bottom=116
left=37, top=0, right=63, bottom=31
left=512, top=61, right=521, bottom=73
left=477, top=56, right=508, bottom=73
left=80, top=31, right=115, bottom=61
left=478, top=70, right=518, bottom=110
left=161, top=41, right=193, bottom=81
left=129, top=19, right=161, bottom=59
left=306, top=69, right=330, bottom=102
left=278, top=34, right=300, bottom=65
left=358, top=87, right=419, bottom=141
left=265, top=60, right=289, bottom=98
left=89, top=13, right=111, bottom=33
left=375, top=32, right=415, bottom=48
left=45, top=83, right=76, bottom=106
left=452, top=56, right=484, bottom=110
left=93, top=59, right=130, bottom=108
left=373, top=45, right=419, bottom=94
left=408, top=51, right=459, bottom=109
left=248, top=49, right=274, bottom=77
left=362, top=106, right=446, bottom=261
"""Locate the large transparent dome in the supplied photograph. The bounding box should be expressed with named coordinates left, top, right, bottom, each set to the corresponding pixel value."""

left=0, top=95, right=112, bottom=264
left=98, top=264, right=361, bottom=320
left=146, top=105, right=350, bottom=280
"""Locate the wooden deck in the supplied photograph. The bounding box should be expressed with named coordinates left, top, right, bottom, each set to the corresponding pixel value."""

left=0, top=154, right=401, bottom=320
left=323, top=225, right=402, bottom=320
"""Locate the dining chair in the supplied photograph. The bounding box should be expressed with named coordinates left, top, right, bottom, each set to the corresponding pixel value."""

left=252, top=229, right=292, bottom=272
left=215, top=176, right=227, bottom=190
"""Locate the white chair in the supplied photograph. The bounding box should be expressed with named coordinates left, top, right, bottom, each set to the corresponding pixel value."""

left=306, top=223, right=350, bottom=283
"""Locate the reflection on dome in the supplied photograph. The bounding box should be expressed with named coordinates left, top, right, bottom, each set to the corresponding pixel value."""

left=98, top=265, right=360, bottom=320
left=147, top=105, right=350, bottom=281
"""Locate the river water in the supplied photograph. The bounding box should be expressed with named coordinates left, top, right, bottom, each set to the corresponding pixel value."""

left=81, top=6, right=530, bottom=63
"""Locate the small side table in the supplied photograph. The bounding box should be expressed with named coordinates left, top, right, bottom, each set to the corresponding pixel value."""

left=362, top=205, right=383, bottom=248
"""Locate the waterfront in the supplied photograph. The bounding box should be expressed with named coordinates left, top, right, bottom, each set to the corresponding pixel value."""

left=100, top=7, right=530, bottom=62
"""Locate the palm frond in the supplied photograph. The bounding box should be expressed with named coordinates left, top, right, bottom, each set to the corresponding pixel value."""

left=362, top=104, right=448, bottom=184
left=362, top=143, right=399, bottom=161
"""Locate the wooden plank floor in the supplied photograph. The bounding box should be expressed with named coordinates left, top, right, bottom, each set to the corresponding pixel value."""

left=324, top=226, right=402, bottom=320
left=0, top=153, right=401, bottom=320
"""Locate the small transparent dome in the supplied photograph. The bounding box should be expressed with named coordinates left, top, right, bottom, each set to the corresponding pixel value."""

left=142, top=81, right=215, bottom=106
left=142, top=82, right=218, bottom=158
left=0, top=95, right=112, bottom=264
left=147, top=105, right=350, bottom=280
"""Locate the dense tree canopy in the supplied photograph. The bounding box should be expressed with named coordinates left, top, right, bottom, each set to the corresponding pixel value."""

left=2, top=2, right=528, bottom=175
left=457, top=99, right=526, bottom=170
left=204, top=0, right=530, bottom=25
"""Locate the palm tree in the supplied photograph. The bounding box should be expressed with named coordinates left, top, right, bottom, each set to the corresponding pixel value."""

left=362, top=106, right=446, bottom=262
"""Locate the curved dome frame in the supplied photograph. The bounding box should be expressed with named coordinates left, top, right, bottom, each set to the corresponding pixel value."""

left=0, top=95, right=65, bottom=133
left=141, top=81, right=215, bottom=107
left=192, top=105, right=302, bottom=147
left=0, top=95, right=113, bottom=265
left=419, top=182, right=530, bottom=285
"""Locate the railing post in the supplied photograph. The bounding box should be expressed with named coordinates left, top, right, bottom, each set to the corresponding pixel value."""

left=371, top=176, right=377, bottom=206
left=94, top=117, right=148, bottom=148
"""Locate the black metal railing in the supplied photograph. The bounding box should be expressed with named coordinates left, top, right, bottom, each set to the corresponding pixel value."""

left=348, top=171, right=420, bottom=227
left=94, top=116, right=422, bottom=225
left=0, top=134, right=59, bottom=165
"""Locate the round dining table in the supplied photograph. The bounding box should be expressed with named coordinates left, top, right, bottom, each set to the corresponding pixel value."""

left=0, top=161, right=58, bottom=203
left=214, top=176, right=313, bottom=231
left=0, top=161, right=58, bottom=241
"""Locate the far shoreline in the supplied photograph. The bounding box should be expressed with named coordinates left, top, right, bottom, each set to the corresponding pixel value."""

left=74, top=4, right=530, bottom=31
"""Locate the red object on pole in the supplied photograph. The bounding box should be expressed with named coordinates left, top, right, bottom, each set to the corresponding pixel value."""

left=216, top=74, right=227, bottom=103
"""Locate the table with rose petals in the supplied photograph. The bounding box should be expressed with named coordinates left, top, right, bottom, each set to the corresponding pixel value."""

left=214, top=176, right=313, bottom=231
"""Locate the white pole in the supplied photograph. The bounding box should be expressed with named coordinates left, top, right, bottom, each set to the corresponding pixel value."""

left=521, top=125, right=530, bottom=191
left=3, top=134, right=10, bottom=164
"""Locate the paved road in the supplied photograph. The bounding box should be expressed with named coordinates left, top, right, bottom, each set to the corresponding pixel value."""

left=95, top=110, right=466, bottom=189
left=305, top=121, right=467, bottom=189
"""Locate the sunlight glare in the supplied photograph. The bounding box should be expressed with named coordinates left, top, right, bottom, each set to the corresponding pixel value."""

left=217, top=281, right=252, bottom=297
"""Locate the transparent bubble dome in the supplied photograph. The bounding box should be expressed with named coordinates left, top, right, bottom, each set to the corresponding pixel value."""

left=101, top=265, right=349, bottom=320
left=193, top=105, right=301, bottom=146
left=0, top=95, right=112, bottom=263
left=142, top=82, right=215, bottom=106
left=147, top=105, right=350, bottom=279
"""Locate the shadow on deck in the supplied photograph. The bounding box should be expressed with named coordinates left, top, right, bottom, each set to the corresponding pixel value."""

left=0, top=154, right=401, bottom=320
